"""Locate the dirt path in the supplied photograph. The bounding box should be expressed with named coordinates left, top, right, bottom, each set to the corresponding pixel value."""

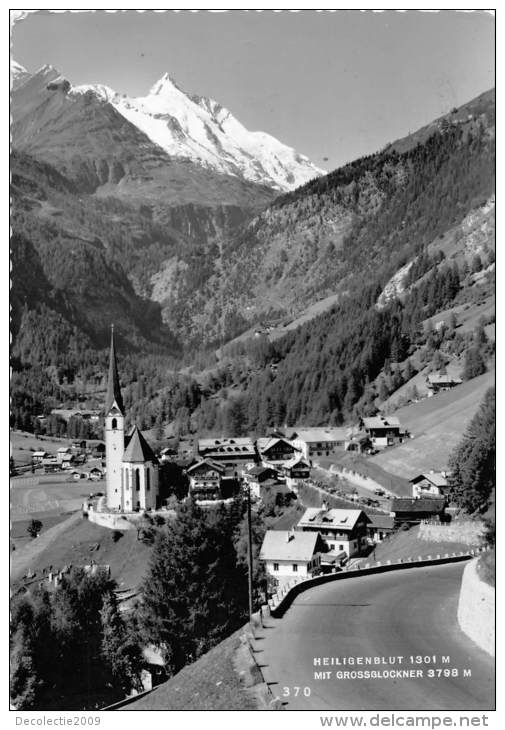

left=11, top=510, right=82, bottom=582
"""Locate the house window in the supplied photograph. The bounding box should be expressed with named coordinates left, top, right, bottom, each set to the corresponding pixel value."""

left=273, top=563, right=279, bottom=572
left=146, top=468, right=150, bottom=491
left=125, top=470, right=129, bottom=490
left=111, top=418, right=117, bottom=430
left=339, top=545, right=344, bottom=551
left=292, top=564, right=298, bottom=572
left=135, top=469, right=140, bottom=491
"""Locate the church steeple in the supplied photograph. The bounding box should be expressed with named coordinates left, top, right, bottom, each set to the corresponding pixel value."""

left=105, top=325, right=124, bottom=416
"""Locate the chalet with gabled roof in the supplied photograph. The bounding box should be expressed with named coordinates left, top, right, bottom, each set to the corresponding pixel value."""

left=361, top=415, right=405, bottom=449
left=410, top=472, right=449, bottom=499
left=256, top=437, right=300, bottom=467
left=186, top=459, right=225, bottom=501
left=426, top=373, right=462, bottom=395
left=260, top=529, right=325, bottom=584
left=297, top=507, right=371, bottom=557
left=243, top=465, right=279, bottom=498
left=390, top=497, right=445, bottom=525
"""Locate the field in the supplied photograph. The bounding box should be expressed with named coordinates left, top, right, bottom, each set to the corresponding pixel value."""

left=11, top=515, right=153, bottom=590
left=361, top=522, right=485, bottom=566
left=11, top=430, right=104, bottom=467
left=369, top=369, right=494, bottom=478
left=11, top=472, right=97, bottom=529
left=315, top=456, right=411, bottom=497
left=11, top=431, right=70, bottom=466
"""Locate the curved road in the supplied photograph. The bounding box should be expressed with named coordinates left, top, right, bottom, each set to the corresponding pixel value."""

left=258, top=563, right=494, bottom=711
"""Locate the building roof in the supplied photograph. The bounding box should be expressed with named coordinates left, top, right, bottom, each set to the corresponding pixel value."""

left=187, top=458, right=226, bottom=474
left=260, top=530, right=320, bottom=562
left=298, top=507, right=370, bottom=530
left=122, top=426, right=157, bottom=464
left=367, top=514, right=395, bottom=530
left=409, top=472, right=448, bottom=488
left=105, top=327, right=125, bottom=416
left=257, top=437, right=299, bottom=454
left=291, top=427, right=350, bottom=443
left=32, top=451, right=47, bottom=457
left=247, top=465, right=276, bottom=478
left=198, top=437, right=256, bottom=458
left=391, top=497, right=445, bottom=513
left=283, top=455, right=311, bottom=469
left=57, top=446, right=71, bottom=453
left=362, top=415, right=401, bottom=430
left=427, top=373, right=463, bottom=385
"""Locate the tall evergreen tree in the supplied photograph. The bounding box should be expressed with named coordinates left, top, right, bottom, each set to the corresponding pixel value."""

left=139, top=499, right=247, bottom=674
left=448, top=388, right=495, bottom=512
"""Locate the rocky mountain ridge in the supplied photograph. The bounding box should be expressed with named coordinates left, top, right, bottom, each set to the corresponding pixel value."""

left=12, top=61, right=324, bottom=193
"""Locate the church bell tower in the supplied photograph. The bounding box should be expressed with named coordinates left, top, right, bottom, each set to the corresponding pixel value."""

left=104, top=326, right=125, bottom=510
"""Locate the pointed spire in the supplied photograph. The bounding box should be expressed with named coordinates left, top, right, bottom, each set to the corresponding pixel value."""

left=105, top=325, right=124, bottom=415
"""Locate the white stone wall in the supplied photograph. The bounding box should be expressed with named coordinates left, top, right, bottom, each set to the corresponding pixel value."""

left=87, top=509, right=135, bottom=531
left=122, top=462, right=158, bottom=511
left=105, top=413, right=124, bottom=510
left=457, top=557, right=494, bottom=656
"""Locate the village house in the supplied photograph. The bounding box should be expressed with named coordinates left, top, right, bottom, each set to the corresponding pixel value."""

left=51, top=408, right=101, bottom=423
left=159, top=446, right=178, bottom=463
left=32, top=450, right=48, bottom=464
left=70, top=439, right=87, bottom=454
left=410, top=471, right=449, bottom=499
left=186, top=459, right=225, bottom=501
left=197, top=437, right=257, bottom=467
left=60, top=453, right=75, bottom=469
left=243, top=465, right=279, bottom=499
left=256, top=437, right=301, bottom=468
left=260, top=529, right=325, bottom=585
left=426, top=373, right=463, bottom=395
left=290, top=427, right=351, bottom=459
left=360, top=415, right=405, bottom=449
left=57, top=446, right=72, bottom=464
left=297, top=506, right=371, bottom=558
left=92, top=442, right=105, bottom=459
left=390, top=497, right=446, bottom=526
left=41, top=455, right=58, bottom=471
left=345, top=430, right=372, bottom=453
left=366, top=514, right=395, bottom=543
left=280, top=455, right=311, bottom=489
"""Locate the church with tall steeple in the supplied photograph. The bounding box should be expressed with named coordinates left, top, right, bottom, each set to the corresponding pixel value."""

left=104, top=327, right=159, bottom=512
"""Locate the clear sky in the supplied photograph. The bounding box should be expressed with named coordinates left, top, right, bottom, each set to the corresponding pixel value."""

left=11, top=9, right=494, bottom=171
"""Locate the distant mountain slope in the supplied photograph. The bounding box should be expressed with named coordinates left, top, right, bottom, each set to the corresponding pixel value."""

left=11, top=65, right=275, bottom=208
left=10, top=60, right=31, bottom=90
left=10, top=151, right=177, bottom=352
left=157, top=89, right=494, bottom=344
left=73, top=73, right=325, bottom=192
left=11, top=60, right=324, bottom=193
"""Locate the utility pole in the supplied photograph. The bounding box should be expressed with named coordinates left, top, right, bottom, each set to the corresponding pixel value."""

left=246, top=481, right=254, bottom=625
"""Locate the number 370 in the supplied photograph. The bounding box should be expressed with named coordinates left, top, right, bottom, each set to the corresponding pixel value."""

left=282, top=686, right=311, bottom=697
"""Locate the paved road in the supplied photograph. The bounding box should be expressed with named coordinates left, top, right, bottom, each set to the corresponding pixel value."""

left=258, top=563, right=494, bottom=711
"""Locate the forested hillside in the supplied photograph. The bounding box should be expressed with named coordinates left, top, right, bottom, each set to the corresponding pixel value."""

left=186, top=90, right=494, bottom=345
left=11, top=88, right=494, bottom=438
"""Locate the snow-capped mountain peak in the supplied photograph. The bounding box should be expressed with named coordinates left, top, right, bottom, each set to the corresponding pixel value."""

left=10, top=59, right=31, bottom=90
left=105, top=72, right=325, bottom=190
left=12, top=60, right=325, bottom=191
left=149, top=72, right=185, bottom=96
